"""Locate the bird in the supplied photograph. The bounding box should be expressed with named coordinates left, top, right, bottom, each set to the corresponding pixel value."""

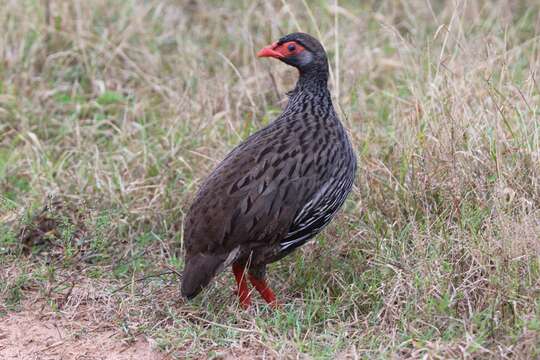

left=181, top=32, right=357, bottom=308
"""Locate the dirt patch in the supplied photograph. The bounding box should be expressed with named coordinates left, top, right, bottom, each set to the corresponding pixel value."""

left=0, top=307, right=164, bottom=360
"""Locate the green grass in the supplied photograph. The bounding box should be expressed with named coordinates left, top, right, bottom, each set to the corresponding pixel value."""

left=1, top=0, right=540, bottom=358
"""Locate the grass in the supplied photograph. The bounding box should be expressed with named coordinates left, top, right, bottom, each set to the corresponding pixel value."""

left=1, top=0, right=540, bottom=358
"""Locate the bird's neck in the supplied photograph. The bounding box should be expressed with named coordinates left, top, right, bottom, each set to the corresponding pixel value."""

left=287, top=66, right=330, bottom=101
left=299, top=62, right=329, bottom=88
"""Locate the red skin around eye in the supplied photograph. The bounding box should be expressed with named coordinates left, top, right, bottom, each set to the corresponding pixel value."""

left=275, top=41, right=305, bottom=57
left=257, top=41, right=305, bottom=59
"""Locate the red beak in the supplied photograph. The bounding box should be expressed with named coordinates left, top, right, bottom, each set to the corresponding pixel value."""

left=257, top=42, right=284, bottom=58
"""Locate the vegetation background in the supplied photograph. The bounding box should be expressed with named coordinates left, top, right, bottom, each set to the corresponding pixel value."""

left=1, top=0, right=539, bottom=358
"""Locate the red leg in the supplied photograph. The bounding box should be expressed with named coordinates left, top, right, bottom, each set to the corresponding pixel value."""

left=232, top=263, right=251, bottom=309
left=248, top=275, right=278, bottom=307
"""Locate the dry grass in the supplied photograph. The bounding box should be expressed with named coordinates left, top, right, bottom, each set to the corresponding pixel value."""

left=1, top=0, right=539, bottom=358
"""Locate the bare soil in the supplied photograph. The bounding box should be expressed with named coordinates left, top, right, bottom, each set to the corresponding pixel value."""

left=0, top=302, right=164, bottom=360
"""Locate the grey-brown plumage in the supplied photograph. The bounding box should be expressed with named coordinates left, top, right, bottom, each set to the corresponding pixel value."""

left=181, top=33, right=356, bottom=306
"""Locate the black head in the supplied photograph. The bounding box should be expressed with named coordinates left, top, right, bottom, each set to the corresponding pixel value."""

left=257, top=32, right=328, bottom=75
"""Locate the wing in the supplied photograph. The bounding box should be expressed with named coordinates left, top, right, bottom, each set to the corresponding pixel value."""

left=184, top=119, right=316, bottom=255
left=184, top=112, right=355, bottom=258
left=279, top=164, right=355, bottom=252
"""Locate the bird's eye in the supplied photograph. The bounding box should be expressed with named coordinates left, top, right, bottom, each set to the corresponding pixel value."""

left=287, top=44, right=296, bottom=52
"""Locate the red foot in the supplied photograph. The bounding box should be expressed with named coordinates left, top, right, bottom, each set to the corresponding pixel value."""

left=232, top=264, right=280, bottom=309
left=249, top=275, right=278, bottom=307
left=232, top=263, right=251, bottom=309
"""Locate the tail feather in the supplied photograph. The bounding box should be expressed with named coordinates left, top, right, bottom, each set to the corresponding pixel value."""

left=181, top=253, right=226, bottom=299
